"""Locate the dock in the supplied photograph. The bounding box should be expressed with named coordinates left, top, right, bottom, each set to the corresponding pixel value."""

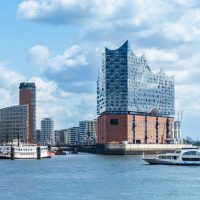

left=81, top=144, right=194, bottom=155
left=52, top=144, right=194, bottom=155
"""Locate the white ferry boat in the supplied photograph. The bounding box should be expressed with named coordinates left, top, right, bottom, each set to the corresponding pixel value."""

left=143, top=148, right=200, bottom=166
left=0, top=145, right=51, bottom=159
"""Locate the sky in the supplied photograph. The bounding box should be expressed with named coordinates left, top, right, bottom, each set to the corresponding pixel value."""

left=0, top=0, right=200, bottom=139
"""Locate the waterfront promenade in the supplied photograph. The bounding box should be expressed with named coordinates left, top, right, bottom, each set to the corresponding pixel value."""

left=0, top=153, right=199, bottom=200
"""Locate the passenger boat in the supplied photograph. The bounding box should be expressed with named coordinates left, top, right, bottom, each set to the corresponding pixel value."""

left=143, top=148, right=200, bottom=165
left=0, top=145, right=51, bottom=159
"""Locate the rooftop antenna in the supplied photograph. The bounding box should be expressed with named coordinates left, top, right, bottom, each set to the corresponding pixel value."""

left=180, top=110, right=183, bottom=123
left=177, top=110, right=180, bottom=121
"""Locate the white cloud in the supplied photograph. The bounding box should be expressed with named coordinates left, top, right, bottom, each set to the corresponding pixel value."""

left=162, top=23, right=192, bottom=42
left=165, top=53, right=200, bottom=84
left=162, top=9, right=200, bottom=42
left=17, top=0, right=95, bottom=24
left=144, top=49, right=178, bottom=62
left=28, top=45, right=50, bottom=70
left=30, top=76, right=58, bottom=102
left=49, top=45, right=87, bottom=71
left=167, top=70, right=190, bottom=84
left=17, top=0, right=200, bottom=46
left=17, top=0, right=172, bottom=31
left=17, top=0, right=125, bottom=22
left=0, top=62, right=25, bottom=89
left=0, top=63, right=25, bottom=108
left=28, top=45, right=87, bottom=71
left=175, top=84, right=200, bottom=116
left=17, top=0, right=40, bottom=19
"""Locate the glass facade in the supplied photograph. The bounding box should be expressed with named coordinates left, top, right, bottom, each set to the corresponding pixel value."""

left=65, top=127, right=79, bottom=145
left=97, top=41, right=174, bottom=117
left=78, top=120, right=97, bottom=144
left=41, top=118, right=54, bottom=145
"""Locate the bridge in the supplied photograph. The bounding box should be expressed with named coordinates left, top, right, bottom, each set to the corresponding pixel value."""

left=51, top=144, right=97, bottom=154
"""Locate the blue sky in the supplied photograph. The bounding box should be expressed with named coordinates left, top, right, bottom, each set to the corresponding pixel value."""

left=0, top=0, right=200, bottom=139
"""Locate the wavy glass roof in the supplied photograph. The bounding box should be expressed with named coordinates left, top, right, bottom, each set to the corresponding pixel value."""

left=97, top=41, right=174, bottom=117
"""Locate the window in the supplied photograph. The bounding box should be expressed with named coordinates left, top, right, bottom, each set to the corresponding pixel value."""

left=183, top=151, right=200, bottom=156
left=110, top=119, right=118, bottom=125
left=182, top=158, right=200, bottom=161
left=136, top=140, right=141, bottom=144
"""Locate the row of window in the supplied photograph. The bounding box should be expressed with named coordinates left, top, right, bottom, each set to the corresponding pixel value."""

left=182, top=158, right=200, bottom=161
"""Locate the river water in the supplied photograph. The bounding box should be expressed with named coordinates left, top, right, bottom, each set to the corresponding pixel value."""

left=0, top=153, right=200, bottom=200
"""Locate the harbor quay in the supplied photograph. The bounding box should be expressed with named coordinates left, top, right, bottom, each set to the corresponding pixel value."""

left=56, top=143, right=193, bottom=155
left=95, top=143, right=193, bottom=155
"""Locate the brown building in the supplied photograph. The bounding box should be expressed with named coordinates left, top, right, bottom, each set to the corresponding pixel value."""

left=19, top=82, right=36, bottom=144
left=97, top=114, right=174, bottom=144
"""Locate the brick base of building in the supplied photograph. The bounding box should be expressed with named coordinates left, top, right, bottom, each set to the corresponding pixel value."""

left=97, top=114, right=174, bottom=144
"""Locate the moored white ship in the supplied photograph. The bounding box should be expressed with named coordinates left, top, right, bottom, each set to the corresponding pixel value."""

left=143, top=148, right=200, bottom=166
left=0, top=144, right=51, bottom=159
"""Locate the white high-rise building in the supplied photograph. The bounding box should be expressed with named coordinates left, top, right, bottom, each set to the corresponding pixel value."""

left=40, top=118, right=54, bottom=145
left=174, top=121, right=181, bottom=143
left=65, top=127, right=79, bottom=145
left=78, top=120, right=97, bottom=144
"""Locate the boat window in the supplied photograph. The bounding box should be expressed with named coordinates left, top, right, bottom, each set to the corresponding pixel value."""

left=182, top=158, right=200, bottom=161
left=159, top=155, right=178, bottom=160
left=183, top=151, right=200, bottom=156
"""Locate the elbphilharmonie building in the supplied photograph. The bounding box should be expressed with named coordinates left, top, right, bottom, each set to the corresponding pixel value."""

left=97, top=41, right=175, bottom=144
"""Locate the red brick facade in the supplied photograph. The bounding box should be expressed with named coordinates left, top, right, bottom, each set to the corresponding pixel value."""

left=97, top=114, right=174, bottom=144
left=19, top=90, right=33, bottom=143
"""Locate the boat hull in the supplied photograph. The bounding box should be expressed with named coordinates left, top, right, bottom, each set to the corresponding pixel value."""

left=14, top=155, right=51, bottom=159
left=143, top=158, right=200, bottom=166
left=0, top=156, right=10, bottom=159
left=0, top=155, right=51, bottom=159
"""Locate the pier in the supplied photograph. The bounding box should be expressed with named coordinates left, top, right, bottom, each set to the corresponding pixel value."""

left=52, top=144, right=81, bottom=154
left=96, top=144, right=194, bottom=155
left=52, top=144, right=194, bottom=155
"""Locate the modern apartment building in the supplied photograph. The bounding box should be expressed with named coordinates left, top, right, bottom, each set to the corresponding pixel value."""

left=19, top=82, right=36, bottom=143
left=55, top=130, right=66, bottom=145
left=174, top=121, right=181, bottom=143
left=40, top=118, right=54, bottom=145
left=65, top=127, right=79, bottom=145
left=36, top=129, right=41, bottom=144
left=78, top=120, right=97, bottom=144
left=97, top=41, right=175, bottom=144
left=0, top=105, right=29, bottom=144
